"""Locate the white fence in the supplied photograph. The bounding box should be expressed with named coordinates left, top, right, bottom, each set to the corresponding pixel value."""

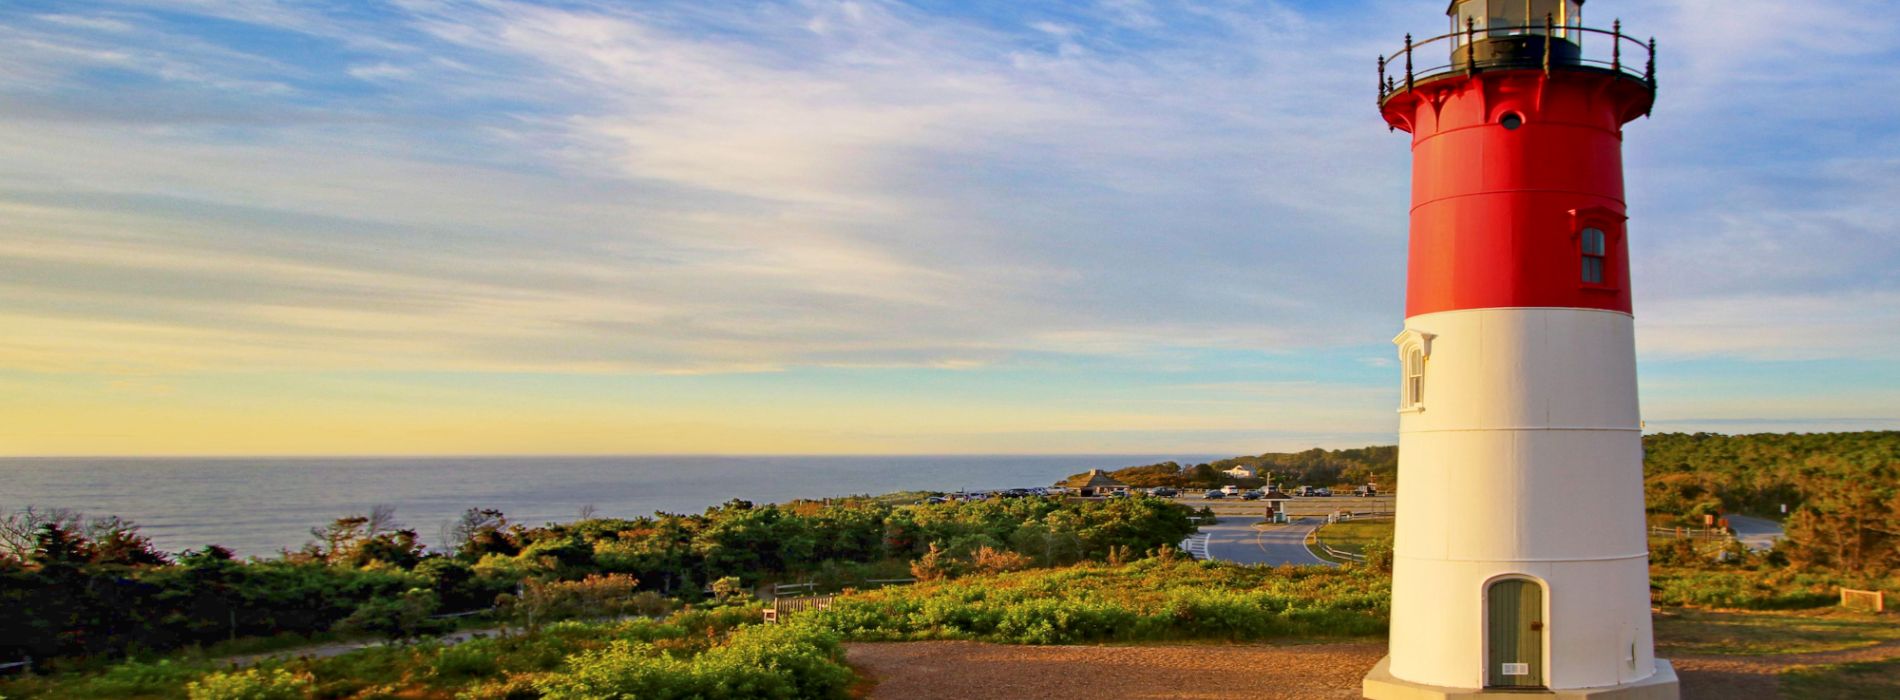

left=773, top=578, right=915, bottom=598
left=1308, top=515, right=1393, bottom=564
left=1841, top=588, right=1886, bottom=613
left=1648, top=525, right=1731, bottom=541
left=1305, top=529, right=1368, bottom=563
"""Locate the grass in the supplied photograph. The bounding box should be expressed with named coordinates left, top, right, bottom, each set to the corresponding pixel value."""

left=805, top=556, right=1391, bottom=644
left=1650, top=567, right=1895, bottom=610
left=1782, top=658, right=1900, bottom=699
left=1309, top=519, right=1394, bottom=564
left=1653, top=608, right=1900, bottom=656
left=1312, top=520, right=1393, bottom=556
left=0, top=608, right=768, bottom=700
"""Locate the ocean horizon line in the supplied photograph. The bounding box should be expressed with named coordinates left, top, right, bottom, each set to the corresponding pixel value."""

left=0, top=452, right=1227, bottom=461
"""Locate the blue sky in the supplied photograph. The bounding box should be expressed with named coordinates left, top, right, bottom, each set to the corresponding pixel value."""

left=0, top=0, right=1895, bottom=455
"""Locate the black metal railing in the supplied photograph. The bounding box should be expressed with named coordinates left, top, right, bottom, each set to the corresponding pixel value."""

left=1378, top=18, right=1654, bottom=105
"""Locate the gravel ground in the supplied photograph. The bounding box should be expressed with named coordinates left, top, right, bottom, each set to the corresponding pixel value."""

left=1671, top=639, right=1900, bottom=700
left=847, top=641, right=1383, bottom=700
left=847, top=640, right=1900, bottom=700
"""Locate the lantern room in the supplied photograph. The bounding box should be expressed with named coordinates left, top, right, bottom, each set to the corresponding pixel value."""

left=1447, top=0, right=1585, bottom=69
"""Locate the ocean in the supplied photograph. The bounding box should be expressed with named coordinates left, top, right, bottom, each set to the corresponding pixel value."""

left=0, top=455, right=1212, bottom=557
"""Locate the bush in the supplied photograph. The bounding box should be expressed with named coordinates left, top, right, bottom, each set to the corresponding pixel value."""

left=432, top=639, right=501, bottom=680
left=334, top=587, right=450, bottom=640
left=185, top=668, right=313, bottom=700
left=1360, top=535, right=1394, bottom=574
left=534, top=622, right=852, bottom=700
left=808, top=557, right=1389, bottom=644
left=75, top=658, right=205, bottom=696
left=908, top=543, right=957, bottom=582
left=502, top=574, right=644, bottom=632
left=707, top=576, right=748, bottom=605
left=1648, top=566, right=1884, bottom=610
left=971, top=546, right=1032, bottom=575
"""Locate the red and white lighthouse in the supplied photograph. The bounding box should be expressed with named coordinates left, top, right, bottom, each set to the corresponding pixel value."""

left=1364, top=2, right=1678, bottom=698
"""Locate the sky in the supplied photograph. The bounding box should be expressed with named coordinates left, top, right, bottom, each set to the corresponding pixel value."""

left=1, top=0, right=1896, bottom=456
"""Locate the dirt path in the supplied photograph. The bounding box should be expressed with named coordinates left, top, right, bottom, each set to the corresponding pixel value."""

left=221, top=626, right=501, bottom=668
left=847, top=640, right=1900, bottom=700
left=847, top=641, right=1383, bottom=700
left=1670, top=639, right=1900, bottom=700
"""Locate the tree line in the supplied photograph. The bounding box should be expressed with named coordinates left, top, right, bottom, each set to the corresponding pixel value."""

left=1643, top=431, right=1898, bottom=576
left=1081, top=446, right=1398, bottom=490
left=1090, top=432, right=1897, bottom=575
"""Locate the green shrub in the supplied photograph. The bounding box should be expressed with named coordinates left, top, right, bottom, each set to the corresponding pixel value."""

left=501, top=574, right=644, bottom=632
left=1649, top=566, right=1890, bottom=610
left=807, top=557, right=1389, bottom=644
left=334, top=588, right=450, bottom=640
left=534, top=622, right=852, bottom=700
left=432, top=639, right=502, bottom=680
left=75, top=658, right=205, bottom=697
left=185, top=668, right=313, bottom=700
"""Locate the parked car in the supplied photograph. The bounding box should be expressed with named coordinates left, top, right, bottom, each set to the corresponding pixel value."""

left=1221, top=485, right=1241, bottom=496
left=1241, top=490, right=1263, bottom=500
left=925, top=496, right=946, bottom=504
left=1354, top=486, right=1377, bottom=497
left=1203, top=489, right=1226, bottom=499
left=1150, top=487, right=1178, bottom=497
left=1314, top=487, right=1333, bottom=497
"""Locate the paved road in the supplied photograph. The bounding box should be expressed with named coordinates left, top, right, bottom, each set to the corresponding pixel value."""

left=1199, top=514, right=1332, bottom=566
left=1726, top=514, right=1785, bottom=552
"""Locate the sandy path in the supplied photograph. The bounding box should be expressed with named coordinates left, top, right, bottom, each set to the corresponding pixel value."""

left=847, top=640, right=1900, bottom=700
left=847, top=641, right=1383, bottom=700
left=222, top=627, right=501, bottom=668
left=1669, top=639, right=1900, bottom=700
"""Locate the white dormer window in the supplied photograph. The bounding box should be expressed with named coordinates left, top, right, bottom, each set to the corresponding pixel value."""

left=1392, top=328, right=1435, bottom=412
left=1404, top=348, right=1426, bottom=409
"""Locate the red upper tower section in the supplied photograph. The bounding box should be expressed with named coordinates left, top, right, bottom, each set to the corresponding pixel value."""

left=1378, top=0, right=1656, bottom=318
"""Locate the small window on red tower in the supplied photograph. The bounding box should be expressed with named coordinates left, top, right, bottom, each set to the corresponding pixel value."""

left=1581, top=227, right=1607, bottom=284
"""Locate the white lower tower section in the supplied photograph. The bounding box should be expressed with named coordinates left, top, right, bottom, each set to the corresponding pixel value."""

left=1384, top=307, right=1663, bottom=692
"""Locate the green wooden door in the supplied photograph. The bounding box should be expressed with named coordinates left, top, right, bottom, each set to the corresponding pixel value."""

left=1486, top=578, right=1545, bottom=688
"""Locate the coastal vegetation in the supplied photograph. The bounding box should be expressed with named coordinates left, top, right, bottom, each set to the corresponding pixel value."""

left=5, top=552, right=1892, bottom=698
left=0, top=431, right=1893, bottom=697
left=804, top=555, right=1390, bottom=644
left=0, top=494, right=1195, bottom=667
left=0, top=553, right=1388, bottom=699
left=0, top=606, right=851, bottom=700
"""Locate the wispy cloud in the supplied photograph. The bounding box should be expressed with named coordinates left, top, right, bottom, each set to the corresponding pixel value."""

left=0, top=0, right=1416, bottom=376
left=0, top=0, right=1894, bottom=452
